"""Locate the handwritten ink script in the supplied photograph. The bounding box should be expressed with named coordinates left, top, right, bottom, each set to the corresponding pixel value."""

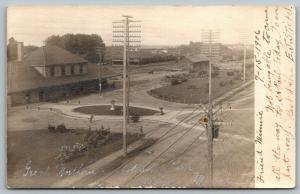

left=22, top=160, right=96, bottom=177
left=254, top=6, right=295, bottom=188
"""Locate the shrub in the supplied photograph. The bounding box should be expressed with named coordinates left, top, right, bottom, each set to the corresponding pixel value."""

left=83, top=127, right=111, bottom=148
left=212, top=71, right=219, bottom=78
left=227, top=71, right=234, bottom=76
left=56, top=124, right=67, bottom=133
left=219, top=81, right=226, bottom=87
left=181, top=78, right=188, bottom=83
left=212, top=66, right=220, bottom=71
left=171, top=78, right=180, bottom=85
left=131, top=113, right=140, bottom=123
left=48, top=124, right=56, bottom=133
left=198, top=71, right=208, bottom=77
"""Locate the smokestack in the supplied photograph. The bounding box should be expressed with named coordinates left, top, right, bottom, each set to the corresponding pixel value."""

left=17, top=42, right=24, bottom=61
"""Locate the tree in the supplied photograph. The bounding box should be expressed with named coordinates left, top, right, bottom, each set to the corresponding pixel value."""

left=24, top=45, right=38, bottom=55
left=45, top=33, right=105, bottom=63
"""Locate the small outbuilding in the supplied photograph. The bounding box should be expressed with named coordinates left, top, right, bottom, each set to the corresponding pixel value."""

left=180, top=54, right=209, bottom=73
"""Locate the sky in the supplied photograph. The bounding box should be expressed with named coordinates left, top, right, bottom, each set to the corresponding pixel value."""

left=7, top=6, right=264, bottom=47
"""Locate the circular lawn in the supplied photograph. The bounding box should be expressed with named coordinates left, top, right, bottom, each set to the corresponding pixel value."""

left=73, top=105, right=159, bottom=116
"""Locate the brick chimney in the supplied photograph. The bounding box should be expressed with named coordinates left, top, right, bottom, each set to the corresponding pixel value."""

left=17, top=42, right=24, bottom=61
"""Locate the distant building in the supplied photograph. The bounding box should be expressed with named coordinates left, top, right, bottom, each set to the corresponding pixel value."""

left=180, top=54, right=209, bottom=72
left=7, top=44, right=119, bottom=106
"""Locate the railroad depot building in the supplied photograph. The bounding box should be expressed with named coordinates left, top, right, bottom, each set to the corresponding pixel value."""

left=7, top=43, right=118, bottom=106
left=180, top=54, right=210, bottom=73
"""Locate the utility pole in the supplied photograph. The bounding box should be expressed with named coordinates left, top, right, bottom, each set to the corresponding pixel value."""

left=240, top=32, right=249, bottom=82
left=199, top=102, right=232, bottom=187
left=112, top=15, right=141, bottom=156
left=96, top=41, right=105, bottom=95
left=177, top=46, right=181, bottom=70
left=243, top=43, right=246, bottom=81
left=201, top=29, right=220, bottom=187
left=208, top=31, right=214, bottom=188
